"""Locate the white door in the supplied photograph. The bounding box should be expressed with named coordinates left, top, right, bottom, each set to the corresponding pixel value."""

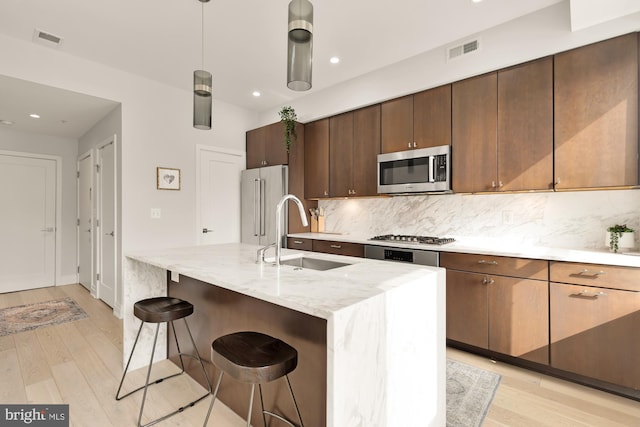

left=197, top=147, right=245, bottom=245
left=78, top=152, right=93, bottom=291
left=0, top=154, right=56, bottom=292
left=98, top=141, right=116, bottom=307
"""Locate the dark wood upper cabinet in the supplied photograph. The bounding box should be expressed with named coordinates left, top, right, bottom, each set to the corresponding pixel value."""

left=286, top=123, right=316, bottom=234
left=381, top=95, right=413, bottom=153
left=246, top=122, right=289, bottom=169
left=498, top=57, right=554, bottom=192
left=453, top=58, right=554, bottom=193
left=329, top=105, right=381, bottom=198
left=554, top=33, right=639, bottom=189
left=452, top=73, right=498, bottom=193
left=381, top=86, right=451, bottom=154
left=304, top=119, right=330, bottom=199
left=352, top=105, right=381, bottom=197
left=413, top=85, right=452, bottom=149
left=329, top=112, right=354, bottom=198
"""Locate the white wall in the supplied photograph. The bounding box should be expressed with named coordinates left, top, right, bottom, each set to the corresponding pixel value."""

left=0, top=32, right=257, bottom=312
left=258, top=1, right=640, bottom=125
left=0, top=127, right=78, bottom=283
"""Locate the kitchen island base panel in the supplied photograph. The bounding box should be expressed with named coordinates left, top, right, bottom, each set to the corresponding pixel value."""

left=168, top=274, right=327, bottom=427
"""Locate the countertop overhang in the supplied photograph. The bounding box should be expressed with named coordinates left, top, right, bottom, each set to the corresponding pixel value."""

left=126, top=242, right=442, bottom=319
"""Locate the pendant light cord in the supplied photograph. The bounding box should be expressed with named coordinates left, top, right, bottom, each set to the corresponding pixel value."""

left=201, top=1, right=205, bottom=70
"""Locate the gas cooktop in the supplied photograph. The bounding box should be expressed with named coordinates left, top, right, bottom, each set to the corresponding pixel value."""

left=369, top=234, right=456, bottom=245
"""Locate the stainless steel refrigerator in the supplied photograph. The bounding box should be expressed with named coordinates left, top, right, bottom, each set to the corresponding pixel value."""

left=241, top=165, right=288, bottom=246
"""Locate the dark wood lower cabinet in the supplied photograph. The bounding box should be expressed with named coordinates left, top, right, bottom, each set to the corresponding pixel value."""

left=168, top=274, right=327, bottom=426
left=550, top=283, right=640, bottom=391
left=446, top=270, right=549, bottom=364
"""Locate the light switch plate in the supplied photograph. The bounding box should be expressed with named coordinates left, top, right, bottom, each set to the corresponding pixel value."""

left=151, top=208, right=161, bottom=219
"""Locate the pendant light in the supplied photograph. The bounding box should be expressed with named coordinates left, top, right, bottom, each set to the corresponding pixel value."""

left=287, top=0, right=313, bottom=91
left=194, top=0, right=212, bottom=130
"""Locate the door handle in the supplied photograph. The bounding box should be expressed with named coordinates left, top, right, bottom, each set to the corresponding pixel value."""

left=40, top=227, right=54, bottom=232
left=105, top=231, right=114, bottom=236
left=202, top=228, right=214, bottom=234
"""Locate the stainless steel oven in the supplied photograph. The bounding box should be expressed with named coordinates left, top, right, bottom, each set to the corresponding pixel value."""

left=364, top=245, right=440, bottom=267
left=377, top=145, right=451, bottom=194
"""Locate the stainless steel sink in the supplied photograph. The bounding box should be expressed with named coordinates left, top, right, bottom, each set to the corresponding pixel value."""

left=280, top=256, right=352, bottom=271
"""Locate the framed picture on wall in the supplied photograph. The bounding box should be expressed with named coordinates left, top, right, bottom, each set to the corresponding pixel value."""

left=157, top=167, right=180, bottom=190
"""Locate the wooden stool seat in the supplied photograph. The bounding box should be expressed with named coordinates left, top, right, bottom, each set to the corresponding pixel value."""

left=204, top=331, right=304, bottom=427
left=134, top=297, right=194, bottom=323
left=212, top=331, right=297, bottom=383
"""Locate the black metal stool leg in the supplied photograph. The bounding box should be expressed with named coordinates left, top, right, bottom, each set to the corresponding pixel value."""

left=286, top=374, right=304, bottom=427
left=203, top=371, right=224, bottom=427
left=247, top=384, right=255, bottom=427
left=261, top=375, right=304, bottom=427
left=258, top=384, right=268, bottom=427
left=116, top=320, right=144, bottom=400
left=170, top=320, right=187, bottom=373
left=137, top=323, right=161, bottom=427
left=183, top=317, right=212, bottom=393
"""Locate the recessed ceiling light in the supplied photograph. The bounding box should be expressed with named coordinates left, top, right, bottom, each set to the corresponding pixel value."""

left=252, top=91, right=261, bottom=97
left=0, top=119, right=14, bottom=126
left=29, top=114, right=40, bottom=119
left=472, top=0, right=483, bottom=3
left=330, top=57, right=340, bottom=64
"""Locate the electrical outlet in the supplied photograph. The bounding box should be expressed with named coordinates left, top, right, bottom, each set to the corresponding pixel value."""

left=502, top=210, right=514, bottom=225
left=150, top=208, right=161, bottom=219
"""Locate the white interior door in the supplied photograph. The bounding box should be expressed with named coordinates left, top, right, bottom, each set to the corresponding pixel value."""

left=78, top=152, right=93, bottom=291
left=0, top=154, right=56, bottom=292
left=98, top=142, right=116, bottom=307
left=197, top=147, right=245, bottom=245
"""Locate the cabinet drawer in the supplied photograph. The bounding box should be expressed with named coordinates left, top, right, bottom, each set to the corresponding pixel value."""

left=550, top=261, right=640, bottom=292
left=441, top=252, right=548, bottom=280
left=312, top=240, right=364, bottom=258
left=550, top=282, right=640, bottom=389
left=287, top=237, right=313, bottom=251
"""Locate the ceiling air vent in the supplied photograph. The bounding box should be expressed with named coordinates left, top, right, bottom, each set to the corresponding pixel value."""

left=32, top=29, right=64, bottom=48
left=447, top=38, right=480, bottom=62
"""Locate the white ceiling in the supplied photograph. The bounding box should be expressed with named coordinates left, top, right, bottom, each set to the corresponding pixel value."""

left=0, top=0, right=566, bottom=137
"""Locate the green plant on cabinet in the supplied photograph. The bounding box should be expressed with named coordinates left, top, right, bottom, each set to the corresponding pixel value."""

left=279, top=106, right=298, bottom=153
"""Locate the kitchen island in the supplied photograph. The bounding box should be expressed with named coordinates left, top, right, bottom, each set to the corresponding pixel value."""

left=124, top=243, right=446, bottom=426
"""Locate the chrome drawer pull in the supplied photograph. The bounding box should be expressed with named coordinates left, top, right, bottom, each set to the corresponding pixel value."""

left=578, top=269, right=606, bottom=276
left=478, top=260, right=498, bottom=265
left=482, top=276, right=494, bottom=285
left=577, top=290, right=607, bottom=298
left=330, top=244, right=342, bottom=249
left=293, top=240, right=304, bottom=244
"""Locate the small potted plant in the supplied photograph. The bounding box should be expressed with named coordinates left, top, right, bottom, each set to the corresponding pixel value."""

left=279, top=106, right=297, bottom=153
left=606, top=224, right=635, bottom=253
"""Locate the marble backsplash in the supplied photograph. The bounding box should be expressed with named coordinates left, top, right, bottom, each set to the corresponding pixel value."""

left=318, top=189, right=640, bottom=250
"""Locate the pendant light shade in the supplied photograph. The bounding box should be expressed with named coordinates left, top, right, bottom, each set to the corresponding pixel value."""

left=194, top=0, right=212, bottom=130
left=287, top=0, right=313, bottom=91
left=193, top=69, right=212, bottom=130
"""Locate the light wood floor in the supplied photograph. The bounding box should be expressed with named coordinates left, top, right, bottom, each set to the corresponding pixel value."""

left=1, top=284, right=639, bottom=426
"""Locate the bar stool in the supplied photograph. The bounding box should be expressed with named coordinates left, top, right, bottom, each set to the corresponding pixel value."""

left=203, top=331, right=304, bottom=427
left=116, top=297, right=212, bottom=427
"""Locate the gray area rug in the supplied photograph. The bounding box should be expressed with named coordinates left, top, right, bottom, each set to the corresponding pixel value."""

left=447, top=358, right=501, bottom=427
left=0, top=297, right=87, bottom=336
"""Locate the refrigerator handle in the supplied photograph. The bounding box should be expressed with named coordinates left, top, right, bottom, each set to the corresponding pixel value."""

left=260, top=178, right=266, bottom=236
left=253, top=179, right=260, bottom=236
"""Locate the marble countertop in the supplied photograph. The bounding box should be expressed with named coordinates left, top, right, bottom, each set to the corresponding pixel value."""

left=126, top=242, right=441, bottom=319
left=288, top=232, right=640, bottom=268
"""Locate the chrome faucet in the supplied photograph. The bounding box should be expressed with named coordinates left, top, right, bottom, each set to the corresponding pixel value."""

left=274, top=194, right=308, bottom=266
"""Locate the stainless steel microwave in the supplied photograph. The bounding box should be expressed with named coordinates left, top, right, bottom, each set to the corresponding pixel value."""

left=377, top=145, right=451, bottom=194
